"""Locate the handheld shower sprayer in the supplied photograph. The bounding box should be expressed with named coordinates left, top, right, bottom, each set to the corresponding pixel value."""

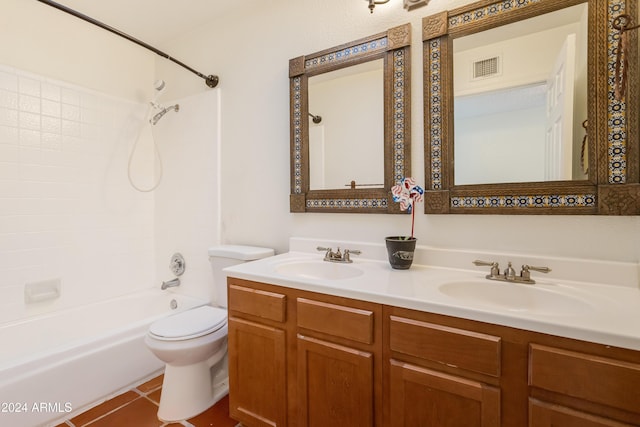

left=128, top=78, right=176, bottom=193
left=150, top=104, right=180, bottom=125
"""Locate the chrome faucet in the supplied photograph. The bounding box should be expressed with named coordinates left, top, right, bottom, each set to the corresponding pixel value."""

left=473, top=260, right=551, bottom=284
left=161, top=277, right=181, bottom=290
left=317, top=246, right=361, bottom=263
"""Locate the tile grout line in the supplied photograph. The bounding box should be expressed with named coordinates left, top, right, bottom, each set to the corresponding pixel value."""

left=142, top=394, right=160, bottom=407
left=59, top=375, right=239, bottom=427
left=60, top=373, right=164, bottom=426
left=75, top=395, right=144, bottom=427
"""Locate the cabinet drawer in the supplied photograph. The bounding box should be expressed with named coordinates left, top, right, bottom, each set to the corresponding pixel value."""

left=389, top=315, right=501, bottom=377
left=297, top=298, right=374, bottom=344
left=390, top=360, right=501, bottom=426
left=529, top=399, right=635, bottom=427
left=228, top=284, right=286, bottom=323
left=529, top=344, right=640, bottom=414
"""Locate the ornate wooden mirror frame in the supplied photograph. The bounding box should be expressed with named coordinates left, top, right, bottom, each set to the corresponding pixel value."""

left=423, top=0, right=639, bottom=214
left=289, top=24, right=412, bottom=213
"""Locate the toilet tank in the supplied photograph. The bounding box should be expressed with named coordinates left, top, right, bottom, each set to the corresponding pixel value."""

left=208, top=245, right=274, bottom=308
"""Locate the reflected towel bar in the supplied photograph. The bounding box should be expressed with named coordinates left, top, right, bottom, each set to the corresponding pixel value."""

left=308, top=113, right=322, bottom=124
left=36, top=0, right=219, bottom=88
left=612, top=13, right=638, bottom=100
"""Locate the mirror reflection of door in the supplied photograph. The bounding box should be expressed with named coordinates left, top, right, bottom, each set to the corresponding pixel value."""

left=308, top=59, right=385, bottom=190
left=545, top=34, right=576, bottom=181
left=453, top=3, right=588, bottom=186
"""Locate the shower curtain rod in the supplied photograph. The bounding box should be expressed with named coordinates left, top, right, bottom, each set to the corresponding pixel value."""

left=36, top=0, right=219, bottom=88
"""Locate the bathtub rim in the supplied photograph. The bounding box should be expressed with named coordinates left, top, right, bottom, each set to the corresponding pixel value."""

left=0, top=289, right=209, bottom=381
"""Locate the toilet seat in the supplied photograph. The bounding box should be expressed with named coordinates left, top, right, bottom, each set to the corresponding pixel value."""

left=149, top=306, right=227, bottom=341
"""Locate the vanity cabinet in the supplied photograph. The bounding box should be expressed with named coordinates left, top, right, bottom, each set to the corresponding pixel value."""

left=386, top=310, right=502, bottom=426
left=227, top=279, right=640, bottom=427
left=227, top=278, right=383, bottom=427
left=227, top=281, right=291, bottom=427
left=385, top=306, right=640, bottom=427
left=528, top=344, right=640, bottom=427
left=296, top=296, right=382, bottom=427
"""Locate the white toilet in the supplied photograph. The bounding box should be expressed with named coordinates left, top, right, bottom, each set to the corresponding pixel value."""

left=145, top=245, right=274, bottom=422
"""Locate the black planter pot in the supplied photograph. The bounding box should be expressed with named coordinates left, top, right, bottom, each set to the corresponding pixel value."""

left=385, top=236, right=417, bottom=270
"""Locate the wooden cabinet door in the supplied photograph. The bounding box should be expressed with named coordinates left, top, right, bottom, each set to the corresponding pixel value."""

left=228, top=317, right=287, bottom=427
left=297, top=334, right=375, bottom=427
left=389, top=359, right=500, bottom=427
left=529, top=400, right=636, bottom=427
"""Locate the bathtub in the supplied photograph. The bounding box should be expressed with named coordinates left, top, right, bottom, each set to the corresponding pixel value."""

left=0, top=289, right=208, bottom=427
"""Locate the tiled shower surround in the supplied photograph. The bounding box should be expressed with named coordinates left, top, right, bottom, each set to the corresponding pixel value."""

left=0, top=64, right=154, bottom=324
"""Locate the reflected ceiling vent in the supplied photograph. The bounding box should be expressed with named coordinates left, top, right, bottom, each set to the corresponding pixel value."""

left=473, top=56, right=500, bottom=79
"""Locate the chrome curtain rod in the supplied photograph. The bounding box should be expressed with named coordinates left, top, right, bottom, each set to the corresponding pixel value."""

left=36, top=0, right=219, bottom=88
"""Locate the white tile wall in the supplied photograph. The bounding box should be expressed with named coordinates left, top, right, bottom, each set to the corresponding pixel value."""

left=0, top=65, right=155, bottom=323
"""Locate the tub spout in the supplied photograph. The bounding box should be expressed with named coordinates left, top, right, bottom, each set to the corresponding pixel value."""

left=161, top=278, right=180, bottom=290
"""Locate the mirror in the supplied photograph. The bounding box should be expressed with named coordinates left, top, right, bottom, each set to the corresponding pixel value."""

left=453, top=3, right=588, bottom=185
left=308, top=59, right=385, bottom=190
left=422, top=0, right=640, bottom=215
left=289, top=24, right=412, bottom=213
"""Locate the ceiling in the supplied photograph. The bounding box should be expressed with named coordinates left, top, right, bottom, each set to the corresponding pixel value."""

left=38, top=0, right=252, bottom=46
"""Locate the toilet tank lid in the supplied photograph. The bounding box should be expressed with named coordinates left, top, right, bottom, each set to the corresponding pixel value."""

left=208, top=245, right=274, bottom=261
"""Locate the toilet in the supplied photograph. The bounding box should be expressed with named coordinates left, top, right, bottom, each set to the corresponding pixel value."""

left=145, top=245, right=274, bottom=422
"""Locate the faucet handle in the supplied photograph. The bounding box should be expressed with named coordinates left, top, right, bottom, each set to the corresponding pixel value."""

left=523, top=265, right=551, bottom=273
left=317, top=246, right=333, bottom=256
left=343, top=249, right=361, bottom=263
left=520, top=264, right=551, bottom=281
left=317, top=246, right=335, bottom=261
left=473, top=259, right=497, bottom=267
left=473, top=260, right=500, bottom=277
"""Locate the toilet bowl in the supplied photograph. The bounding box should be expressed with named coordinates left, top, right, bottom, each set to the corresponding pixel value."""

left=145, top=305, right=228, bottom=421
left=145, top=245, right=274, bottom=422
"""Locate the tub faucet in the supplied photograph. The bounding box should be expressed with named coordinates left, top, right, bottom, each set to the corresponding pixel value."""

left=161, top=278, right=181, bottom=290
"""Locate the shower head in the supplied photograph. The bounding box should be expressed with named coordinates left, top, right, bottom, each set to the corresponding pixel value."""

left=150, top=104, right=179, bottom=125
left=151, top=80, right=166, bottom=105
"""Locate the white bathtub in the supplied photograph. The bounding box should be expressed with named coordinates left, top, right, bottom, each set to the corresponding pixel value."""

left=0, top=289, right=208, bottom=427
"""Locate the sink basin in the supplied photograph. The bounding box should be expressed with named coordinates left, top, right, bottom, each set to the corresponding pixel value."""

left=274, top=260, right=364, bottom=281
left=438, top=280, right=594, bottom=316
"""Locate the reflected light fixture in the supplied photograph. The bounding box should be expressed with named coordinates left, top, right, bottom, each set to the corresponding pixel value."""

left=404, top=0, right=430, bottom=11
left=366, top=0, right=390, bottom=13
left=365, top=0, right=430, bottom=13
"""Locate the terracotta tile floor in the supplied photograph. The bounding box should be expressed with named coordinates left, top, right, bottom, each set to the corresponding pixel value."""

left=55, top=374, right=241, bottom=427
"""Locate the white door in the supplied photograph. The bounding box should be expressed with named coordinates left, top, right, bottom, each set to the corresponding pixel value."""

left=545, top=34, right=577, bottom=181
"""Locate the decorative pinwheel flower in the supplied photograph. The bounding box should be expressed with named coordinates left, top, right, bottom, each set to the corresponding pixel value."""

left=391, top=177, right=424, bottom=238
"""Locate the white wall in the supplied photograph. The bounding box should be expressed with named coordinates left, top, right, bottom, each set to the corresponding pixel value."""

left=152, top=90, right=221, bottom=304
left=0, top=0, right=154, bottom=102
left=454, top=104, right=547, bottom=185
left=157, top=0, right=639, bottom=266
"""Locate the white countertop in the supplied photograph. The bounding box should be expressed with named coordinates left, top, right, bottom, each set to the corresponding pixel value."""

left=224, top=238, right=640, bottom=351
